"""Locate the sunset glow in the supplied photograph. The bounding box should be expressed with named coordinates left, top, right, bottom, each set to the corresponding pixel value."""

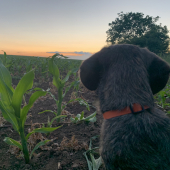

left=1, top=0, right=170, bottom=60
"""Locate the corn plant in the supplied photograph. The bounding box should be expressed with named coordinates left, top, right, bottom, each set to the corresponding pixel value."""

left=70, top=111, right=96, bottom=123
left=25, top=60, right=32, bottom=73
left=0, top=59, right=61, bottom=164
left=39, top=54, right=79, bottom=122
left=1, top=51, right=13, bottom=70
left=83, top=136, right=103, bottom=170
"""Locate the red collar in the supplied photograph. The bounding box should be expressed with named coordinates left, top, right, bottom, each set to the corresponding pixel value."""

left=103, top=104, right=149, bottom=119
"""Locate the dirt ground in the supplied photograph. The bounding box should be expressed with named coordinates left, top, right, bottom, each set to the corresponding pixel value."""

left=0, top=74, right=169, bottom=170
left=0, top=76, right=105, bottom=170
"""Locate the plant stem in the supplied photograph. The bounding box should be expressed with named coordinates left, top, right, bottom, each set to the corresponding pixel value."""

left=20, top=128, right=30, bottom=164
left=57, top=87, right=63, bottom=122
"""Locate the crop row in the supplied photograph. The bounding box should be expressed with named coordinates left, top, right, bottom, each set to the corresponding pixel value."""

left=0, top=52, right=102, bottom=169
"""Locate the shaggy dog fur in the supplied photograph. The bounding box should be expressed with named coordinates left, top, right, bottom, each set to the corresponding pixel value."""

left=79, top=44, right=170, bottom=170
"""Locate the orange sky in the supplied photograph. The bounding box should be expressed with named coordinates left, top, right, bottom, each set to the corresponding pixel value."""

left=0, top=51, right=83, bottom=58
left=1, top=1, right=170, bottom=59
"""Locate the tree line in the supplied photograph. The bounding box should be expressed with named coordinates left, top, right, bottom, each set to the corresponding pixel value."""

left=106, top=12, right=170, bottom=54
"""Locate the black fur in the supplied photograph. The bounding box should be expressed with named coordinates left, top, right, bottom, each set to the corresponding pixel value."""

left=80, top=44, right=170, bottom=170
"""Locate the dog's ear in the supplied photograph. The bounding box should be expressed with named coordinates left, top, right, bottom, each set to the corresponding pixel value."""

left=148, top=57, right=170, bottom=94
left=80, top=55, right=103, bottom=91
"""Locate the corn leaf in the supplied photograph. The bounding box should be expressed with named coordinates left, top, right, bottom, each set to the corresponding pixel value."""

left=11, top=70, right=34, bottom=118
left=80, top=112, right=84, bottom=119
left=48, top=115, right=67, bottom=126
left=53, top=77, right=61, bottom=89
left=48, top=55, right=60, bottom=78
left=0, top=101, right=18, bottom=132
left=29, top=140, right=50, bottom=159
left=26, top=126, right=62, bottom=140
left=0, top=78, right=13, bottom=106
left=21, top=90, right=47, bottom=127
left=61, top=70, right=72, bottom=84
left=62, top=81, right=77, bottom=98
left=90, top=154, right=102, bottom=170
left=83, top=152, right=92, bottom=170
left=49, top=55, right=61, bottom=89
left=0, top=57, right=13, bottom=92
left=83, top=136, right=102, bottom=170
left=4, top=137, right=22, bottom=150
left=38, top=110, right=57, bottom=116
left=71, top=68, right=79, bottom=73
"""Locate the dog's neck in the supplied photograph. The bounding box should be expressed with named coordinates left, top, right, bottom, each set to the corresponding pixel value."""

left=97, top=64, right=154, bottom=113
left=103, top=104, right=149, bottom=119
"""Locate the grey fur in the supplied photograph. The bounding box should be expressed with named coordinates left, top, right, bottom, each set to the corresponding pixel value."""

left=80, top=44, right=170, bottom=170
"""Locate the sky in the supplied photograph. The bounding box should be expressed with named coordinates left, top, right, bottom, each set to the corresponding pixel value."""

left=0, top=0, right=170, bottom=60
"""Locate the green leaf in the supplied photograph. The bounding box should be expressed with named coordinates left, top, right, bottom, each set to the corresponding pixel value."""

left=0, top=101, right=19, bottom=132
left=61, top=70, right=72, bottom=84
left=53, top=76, right=61, bottom=89
left=83, top=136, right=102, bottom=170
left=88, top=116, right=96, bottom=123
left=11, top=70, right=34, bottom=118
left=48, top=115, right=67, bottom=126
left=4, top=137, right=22, bottom=150
left=3, top=51, right=7, bottom=63
left=0, top=78, right=13, bottom=106
left=48, top=55, right=60, bottom=77
left=83, top=151, right=92, bottom=170
left=76, top=98, right=90, bottom=111
left=38, top=110, right=57, bottom=116
left=71, top=68, right=79, bottom=73
left=85, top=112, right=96, bottom=121
left=49, top=55, right=62, bottom=89
left=76, top=114, right=81, bottom=119
left=90, top=154, right=102, bottom=170
left=26, top=126, right=62, bottom=140
left=70, top=117, right=75, bottom=122
left=62, top=80, right=77, bottom=98
left=30, top=140, right=50, bottom=159
left=80, top=111, right=84, bottom=119
left=0, top=57, right=13, bottom=91
left=0, top=58, right=13, bottom=106
left=21, top=90, right=47, bottom=127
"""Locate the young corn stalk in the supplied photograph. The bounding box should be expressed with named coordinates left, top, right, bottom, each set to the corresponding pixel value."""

left=83, top=136, right=103, bottom=170
left=39, top=54, right=78, bottom=123
left=1, top=51, right=13, bottom=70
left=0, top=59, right=61, bottom=164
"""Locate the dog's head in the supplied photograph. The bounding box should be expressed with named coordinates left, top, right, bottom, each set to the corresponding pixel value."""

left=80, top=44, right=170, bottom=95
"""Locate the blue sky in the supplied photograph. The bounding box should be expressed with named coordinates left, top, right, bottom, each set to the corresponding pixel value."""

left=0, top=0, right=170, bottom=59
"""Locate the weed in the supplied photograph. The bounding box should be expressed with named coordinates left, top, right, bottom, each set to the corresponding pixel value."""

left=70, top=111, right=97, bottom=124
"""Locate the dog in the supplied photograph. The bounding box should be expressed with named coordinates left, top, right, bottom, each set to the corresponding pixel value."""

left=79, top=44, right=170, bottom=170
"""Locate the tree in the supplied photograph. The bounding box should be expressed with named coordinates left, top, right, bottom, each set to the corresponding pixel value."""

left=106, top=12, right=170, bottom=54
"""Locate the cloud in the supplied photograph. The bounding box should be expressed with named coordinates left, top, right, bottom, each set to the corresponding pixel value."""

left=74, top=51, right=91, bottom=55
left=46, top=51, right=93, bottom=60
left=46, top=51, right=91, bottom=55
left=66, top=53, right=92, bottom=60
left=46, top=51, right=59, bottom=53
